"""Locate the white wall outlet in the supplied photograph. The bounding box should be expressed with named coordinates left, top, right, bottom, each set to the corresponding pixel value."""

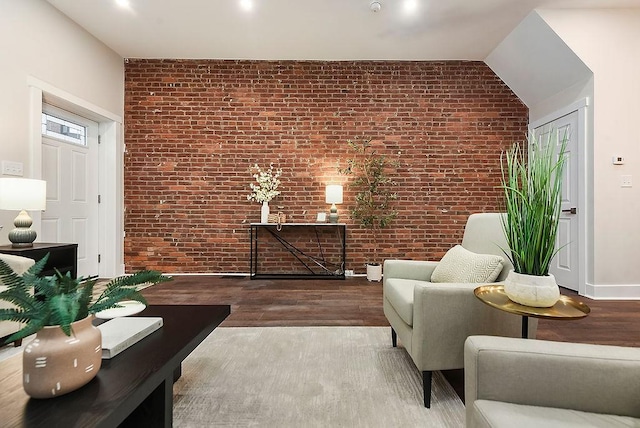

left=1, top=160, right=23, bottom=176
left=345, top=269, right=354, bottom=277
left=621, top=175, right=632, bottom=188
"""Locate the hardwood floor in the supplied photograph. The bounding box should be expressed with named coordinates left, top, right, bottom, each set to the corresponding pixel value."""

left=142, top=275, right=389, bottom=327
left=143, top=275, right=640, bottom=347
left=142, top=275, right=640, bottom=402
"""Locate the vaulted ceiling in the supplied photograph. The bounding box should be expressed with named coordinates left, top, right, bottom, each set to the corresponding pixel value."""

left=45, top=0, right=640, bottom=60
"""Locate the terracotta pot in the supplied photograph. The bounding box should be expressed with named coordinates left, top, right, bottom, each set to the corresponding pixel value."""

left=23, top=315, right=102, bottom=399
left=504, top=271, right=560, bottom=308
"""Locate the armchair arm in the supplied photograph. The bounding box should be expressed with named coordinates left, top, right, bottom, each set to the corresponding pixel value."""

left=0, top=254, right=35, bottom=276
left=465, top=336, right=640, bottom=420
left=383, top=259, right=437, bottom=283
left=410, top=283, right=528, bottom=371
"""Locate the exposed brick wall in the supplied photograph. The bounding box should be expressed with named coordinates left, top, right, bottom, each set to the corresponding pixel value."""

left=124, top=60, right=527, bottom=274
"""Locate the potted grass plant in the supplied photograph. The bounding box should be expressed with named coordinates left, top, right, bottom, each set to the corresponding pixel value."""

left=0, top=254, right=171, bottom=398
left=339, top=138, right=398, bottom=281
left=500, top=130, right=567, bottom=307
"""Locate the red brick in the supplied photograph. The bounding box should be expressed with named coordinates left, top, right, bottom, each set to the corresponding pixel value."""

left=124, top=60, right=527, bottom=274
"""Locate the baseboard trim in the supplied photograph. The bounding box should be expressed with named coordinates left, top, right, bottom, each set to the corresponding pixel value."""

left=583, top=283, right=640, bottom=300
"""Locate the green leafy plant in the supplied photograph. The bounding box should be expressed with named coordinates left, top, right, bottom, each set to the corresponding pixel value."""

left=0, top=254, right=171, bottom=344
left=500, top=130, right=568, bottom=276
left=339, top=137, right=399, bottom=262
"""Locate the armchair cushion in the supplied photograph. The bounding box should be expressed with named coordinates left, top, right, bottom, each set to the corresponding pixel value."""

left=383, top=278, right=415, bottom=326
left=0, top=254, right=36, bottom=342
left=431, top=245, right=504, bottom=283
left=472, top=400, right=638, bottom=428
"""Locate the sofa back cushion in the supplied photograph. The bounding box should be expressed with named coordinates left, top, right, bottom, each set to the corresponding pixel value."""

left=431, top=245, right=504, bottom=283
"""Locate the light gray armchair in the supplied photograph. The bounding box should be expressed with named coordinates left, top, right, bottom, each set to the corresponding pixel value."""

left=383, top=213, right=536, bottom=407
left=0, top=253, right=35, bottom=346
left=465, top=335, right=640, bottom=427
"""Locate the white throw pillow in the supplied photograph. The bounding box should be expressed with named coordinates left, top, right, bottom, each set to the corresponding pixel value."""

left=431, top=245, right=504, bottom=283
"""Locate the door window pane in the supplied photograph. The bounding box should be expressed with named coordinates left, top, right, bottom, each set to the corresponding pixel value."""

left=41, top=113, right=87, bottom=146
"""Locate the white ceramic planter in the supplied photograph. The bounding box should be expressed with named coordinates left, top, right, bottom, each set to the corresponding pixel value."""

left=260, top=201, right=270, bottom=223
left=504, top=271, right=560, bottom=308
left=366, top=263, right=382, bottom=282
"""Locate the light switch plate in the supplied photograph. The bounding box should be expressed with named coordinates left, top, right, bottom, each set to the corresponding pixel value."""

left=1, top=160, right=23, bottom=176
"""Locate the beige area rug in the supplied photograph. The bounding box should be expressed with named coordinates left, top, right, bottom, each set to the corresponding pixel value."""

left=173, top=327, right=465, bottom=427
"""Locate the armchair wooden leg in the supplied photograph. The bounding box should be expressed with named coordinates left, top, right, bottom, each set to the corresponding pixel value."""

left=391, top=327, right=397, bottom=347
left=14, top=338, right=22, bottom=347
left=422, top=371, right=432, bottom=408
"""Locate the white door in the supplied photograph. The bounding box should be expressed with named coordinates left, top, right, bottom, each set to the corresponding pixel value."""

left=40, top=106, right=100, bottom=278
left=534, top=111, right=579, bottom=291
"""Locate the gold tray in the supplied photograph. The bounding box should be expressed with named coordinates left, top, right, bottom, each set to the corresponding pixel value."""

left=474, top=285, right=590, bottom=320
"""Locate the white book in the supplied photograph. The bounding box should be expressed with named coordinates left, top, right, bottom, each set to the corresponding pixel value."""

left=97, top=317, right=163, bottom=359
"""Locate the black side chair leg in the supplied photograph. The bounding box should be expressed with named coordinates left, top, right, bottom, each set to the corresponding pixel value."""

left=391, top=327, right=397, bottom=347
left=423, top=371, right=432, bottom=408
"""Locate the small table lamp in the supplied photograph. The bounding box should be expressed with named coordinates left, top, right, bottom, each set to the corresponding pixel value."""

left=0, top=178, right=47, bottom=247
left=325, top=184, right=343, bottom=224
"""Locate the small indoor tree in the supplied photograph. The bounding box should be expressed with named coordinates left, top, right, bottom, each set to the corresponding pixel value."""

left=339, top=138, right=398, bottom=281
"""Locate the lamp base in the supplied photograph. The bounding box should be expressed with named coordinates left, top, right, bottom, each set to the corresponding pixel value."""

left=8, top=210, right=37, bottom=247
left=10, top=241, right=35, bottom=248
left=329, top=204, right=339, bottom=223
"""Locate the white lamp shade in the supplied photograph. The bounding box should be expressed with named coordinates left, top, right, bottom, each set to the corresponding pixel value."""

left=0, top=178, right=47, bottom=211
left=325, top=184, right=343, bottom=204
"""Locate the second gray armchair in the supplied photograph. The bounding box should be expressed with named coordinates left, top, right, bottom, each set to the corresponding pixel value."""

left=465, top=335, right=640, bottom=427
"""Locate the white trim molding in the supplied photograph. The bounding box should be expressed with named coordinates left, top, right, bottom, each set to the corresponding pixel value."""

left=28, top=76, right=124, bottom=278
left=584, top=283, right=640, bottom=300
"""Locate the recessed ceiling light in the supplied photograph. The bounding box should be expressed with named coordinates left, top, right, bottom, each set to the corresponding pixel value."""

left=240, top=0, right=253, bottom=12
left=115, top=0, right=130, bottom=8
left=403, top=0, right=418, bottom=14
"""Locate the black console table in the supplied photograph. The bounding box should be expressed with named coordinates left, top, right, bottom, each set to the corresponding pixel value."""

left=250, top=223, right=346, bottom=279
left=0, top=242, right=78, bottom=278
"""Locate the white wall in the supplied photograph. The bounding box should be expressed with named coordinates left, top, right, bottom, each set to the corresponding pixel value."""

left=0, top=0, right=124, bottom=245
left=487, top=9, right=640, bottom=298
left=538, top=9, right=640, bottom=297
left=485, top=12, right=592, bottom=110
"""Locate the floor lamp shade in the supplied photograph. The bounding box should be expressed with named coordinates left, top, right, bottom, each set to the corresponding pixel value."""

left=0, top=178, right=47, bottom=247
left=325, top=185, right=343, bottom=223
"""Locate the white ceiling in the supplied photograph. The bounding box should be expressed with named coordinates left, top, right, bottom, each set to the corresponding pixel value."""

left=46, top=0, right=640, bottom=60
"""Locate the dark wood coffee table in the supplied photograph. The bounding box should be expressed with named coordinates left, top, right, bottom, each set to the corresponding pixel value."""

left=0, top=304, right=230, bottom=427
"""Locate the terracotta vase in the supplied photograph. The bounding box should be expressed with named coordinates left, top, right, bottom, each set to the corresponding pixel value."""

left=504, top=271, right=560, bottom=308
left=23, top=315, right=102, bottom=399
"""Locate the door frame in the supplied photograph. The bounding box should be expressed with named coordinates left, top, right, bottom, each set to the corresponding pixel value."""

left=41, top=104, right=100, bottom=277
left=27, top=76, right=124, bottom=278
left=530, top=97, right=589, bottom=297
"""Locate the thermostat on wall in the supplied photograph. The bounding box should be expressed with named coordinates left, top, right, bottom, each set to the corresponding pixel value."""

left=612, top=156, right=625, bottom=165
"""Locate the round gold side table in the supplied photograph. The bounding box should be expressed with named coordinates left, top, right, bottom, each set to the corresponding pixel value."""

left=474, top=284, right=591, bottom=338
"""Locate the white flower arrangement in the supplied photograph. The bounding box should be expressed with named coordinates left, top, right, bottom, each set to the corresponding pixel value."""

left=247, top=163, right=282, bottom=203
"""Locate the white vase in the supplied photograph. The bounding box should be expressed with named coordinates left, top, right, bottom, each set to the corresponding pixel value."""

left=366, top=263, right=382, bottom=282
left=504, top=271, right=560, bottom=308
left=261, top=201, right=270, bottom=223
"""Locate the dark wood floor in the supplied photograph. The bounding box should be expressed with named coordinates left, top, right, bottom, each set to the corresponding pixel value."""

left=143, top=275, right=640, bottom=346
left=142, top=275, right=640, bottom=401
